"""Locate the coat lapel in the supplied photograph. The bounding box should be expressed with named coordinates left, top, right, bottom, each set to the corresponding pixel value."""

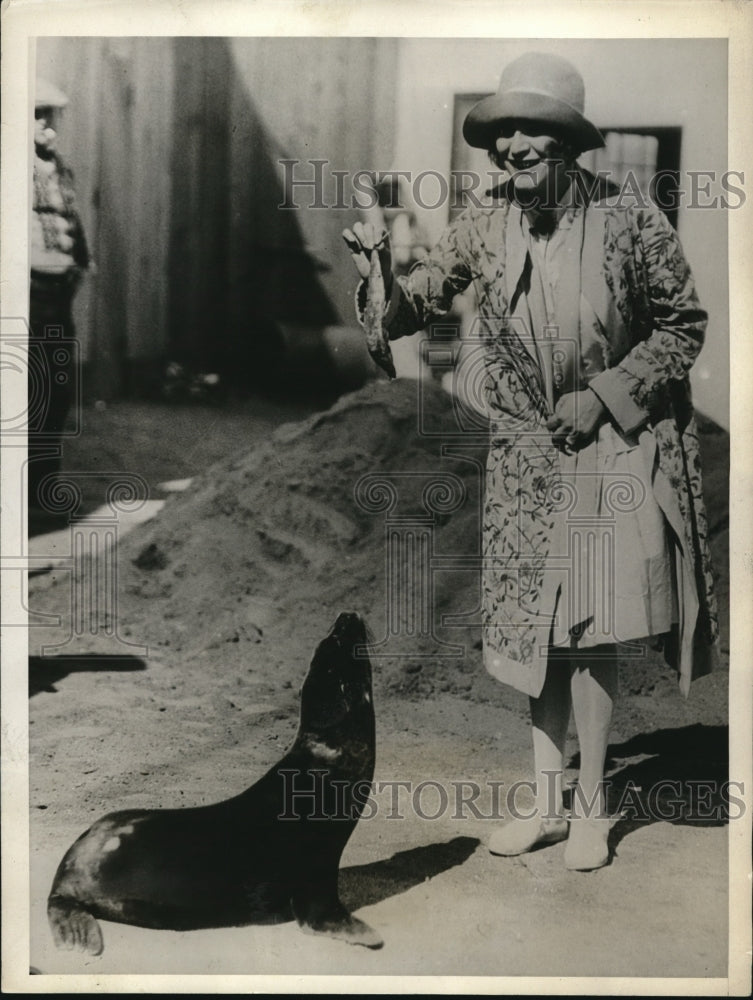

left=505, top=204, right=529, bottom=308
left=578, top=175, right=635, bottom=365
left=580, top=201, right=611, bottom=334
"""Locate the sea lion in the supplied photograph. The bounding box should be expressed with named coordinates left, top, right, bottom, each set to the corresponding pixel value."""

left=47, top=611, right=381, bottom=954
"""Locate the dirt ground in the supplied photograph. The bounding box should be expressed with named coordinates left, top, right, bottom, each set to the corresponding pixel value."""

left=24, top=378, right=732, bottom=985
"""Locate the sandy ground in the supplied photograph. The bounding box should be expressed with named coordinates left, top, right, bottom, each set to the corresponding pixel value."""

left=24, top=381, right=731, bottom=984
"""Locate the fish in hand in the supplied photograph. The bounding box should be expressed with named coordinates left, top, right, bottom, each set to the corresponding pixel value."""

left=362, top=240, right=396, bottom=380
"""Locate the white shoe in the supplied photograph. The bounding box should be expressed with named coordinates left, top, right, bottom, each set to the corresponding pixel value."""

left=488, top=816, right=569, bottom=857
left=564, top=817, right=611, bottom=870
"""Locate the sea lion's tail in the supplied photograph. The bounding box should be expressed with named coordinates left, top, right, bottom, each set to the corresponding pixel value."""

left=47, top=895, right=104, bottom=956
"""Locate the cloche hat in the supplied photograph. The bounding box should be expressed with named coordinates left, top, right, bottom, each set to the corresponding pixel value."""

left=463, top=52, right=604, bottom=153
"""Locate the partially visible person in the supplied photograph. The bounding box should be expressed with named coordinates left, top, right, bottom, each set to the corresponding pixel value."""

left=29, top=78, right=90, bottom=518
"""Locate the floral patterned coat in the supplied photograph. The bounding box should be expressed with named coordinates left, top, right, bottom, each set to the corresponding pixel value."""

left=378, top=169, right=719, bottom=697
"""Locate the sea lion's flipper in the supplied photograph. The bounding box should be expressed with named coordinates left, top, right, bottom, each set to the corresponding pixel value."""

left=47, top=895, right=104, bottom=956
left=292, top=890, right=383, bottom=949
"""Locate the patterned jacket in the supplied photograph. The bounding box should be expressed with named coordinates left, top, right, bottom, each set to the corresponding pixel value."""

left=380, top=169, right=718, bottom=696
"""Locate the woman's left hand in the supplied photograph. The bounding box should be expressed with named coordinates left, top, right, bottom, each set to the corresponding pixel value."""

left=545, top=389, right=607, bottom=452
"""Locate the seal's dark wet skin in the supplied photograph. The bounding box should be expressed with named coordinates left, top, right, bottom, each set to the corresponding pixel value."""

left=47, top=612, right=382, bottom=954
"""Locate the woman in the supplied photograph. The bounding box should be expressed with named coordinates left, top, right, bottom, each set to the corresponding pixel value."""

left=343, top=52, right=718, bottom=870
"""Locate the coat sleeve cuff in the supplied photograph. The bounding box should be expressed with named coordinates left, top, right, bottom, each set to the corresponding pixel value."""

left=589, top=370, right=651, bottom=436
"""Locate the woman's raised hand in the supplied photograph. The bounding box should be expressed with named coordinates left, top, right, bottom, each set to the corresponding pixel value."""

left=342, top=222, right=393, bottom=291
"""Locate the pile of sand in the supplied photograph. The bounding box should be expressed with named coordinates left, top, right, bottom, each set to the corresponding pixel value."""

left=30, top=378, right=728, bottom=709
left=33, top=381, right=490, bottom=698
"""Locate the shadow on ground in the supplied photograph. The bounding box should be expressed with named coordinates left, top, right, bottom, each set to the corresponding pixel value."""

left=28, top=509, right=73, bottom=540
left=29, top=654, right=147, bottom=697
left=340, top=836, right=479, bottom=912
left=566, top=723, right=730, bottom=863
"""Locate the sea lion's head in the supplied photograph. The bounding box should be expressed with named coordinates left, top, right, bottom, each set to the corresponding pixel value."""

left=299, top=612, right=374, bottom=734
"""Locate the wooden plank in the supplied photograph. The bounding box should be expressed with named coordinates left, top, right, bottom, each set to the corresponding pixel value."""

left=34, top=36, right=400, bottom=394
left=124, top=39, right=173, bottom=366
left=167, top=37, right=232, bottom=371
left=226, top=37, right=398, bottom=334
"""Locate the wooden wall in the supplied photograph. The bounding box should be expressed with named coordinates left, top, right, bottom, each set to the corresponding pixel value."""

left=36, top=37, right=174, bottom=398
left=34, top=36, right=397, bottom=399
